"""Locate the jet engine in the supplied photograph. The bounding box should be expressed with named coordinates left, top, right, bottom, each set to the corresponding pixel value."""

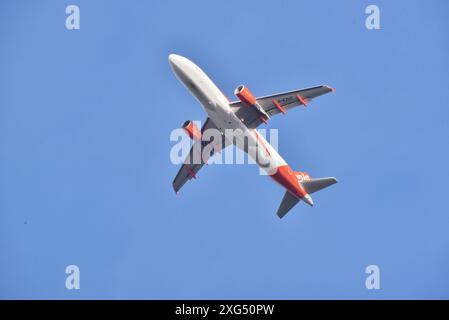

left=234, top=85, right=257, bottom=107
left=234, top=85, right=270, bottom=120
left=182, top=120, right=202, bottom=141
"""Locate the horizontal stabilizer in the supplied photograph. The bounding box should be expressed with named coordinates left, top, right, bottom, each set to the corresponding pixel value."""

left=277, top=191, right=300, bottom=218
left=300, top=177, right=338, bottom=194
left=276, top=177, right=337, bottom=218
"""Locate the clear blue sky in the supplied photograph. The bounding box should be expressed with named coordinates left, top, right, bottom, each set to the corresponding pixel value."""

left=1, top=0, right=449, bottom=299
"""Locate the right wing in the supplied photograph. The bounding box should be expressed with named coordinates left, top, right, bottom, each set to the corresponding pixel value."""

left=230, top=85, right=334, bottom=129
left=172, top=118, right=231, bottom=193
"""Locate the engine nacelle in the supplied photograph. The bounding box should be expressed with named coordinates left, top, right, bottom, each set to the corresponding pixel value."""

left=182, top=120, right=202, bottom=141
left=234, top=85, right=257, bottom=107
left=295, top=171, right=311, bottom=182
left=234, top=85, right=270, bottom=121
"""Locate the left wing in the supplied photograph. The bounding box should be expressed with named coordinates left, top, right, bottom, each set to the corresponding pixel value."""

left=172, top=118, right=231, bottom=193
left=230, top=85, right=334, bottom=129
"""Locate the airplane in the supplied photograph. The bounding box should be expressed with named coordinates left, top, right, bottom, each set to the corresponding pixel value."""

left=169, top=54, right=337, bottom=218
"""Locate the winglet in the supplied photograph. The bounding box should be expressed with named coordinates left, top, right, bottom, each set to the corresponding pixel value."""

left=325, top=85, right=336, bottom=92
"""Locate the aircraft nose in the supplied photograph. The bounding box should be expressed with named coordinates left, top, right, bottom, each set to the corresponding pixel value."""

left=168, top=54, right=185, bottom=68
left=168, top=54, right=178, bottom=67
left=169, top=54, right=188, bottom=77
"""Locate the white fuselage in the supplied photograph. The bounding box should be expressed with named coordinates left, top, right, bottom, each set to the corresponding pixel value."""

left=169, top=54, right=286, bottom=176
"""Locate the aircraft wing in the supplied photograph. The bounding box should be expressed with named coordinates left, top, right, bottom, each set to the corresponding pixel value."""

left=172, top=118, right=231, bottom=193
left=230, top=85, right=334, bottom=129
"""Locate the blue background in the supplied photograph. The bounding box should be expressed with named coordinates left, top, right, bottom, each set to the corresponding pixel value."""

left=1, top=0, right=449, bottom=299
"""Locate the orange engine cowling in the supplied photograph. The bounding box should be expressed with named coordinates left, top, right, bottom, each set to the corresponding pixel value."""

left=182, top=120, right=202, bottom=141
left=295, top=171, right=311, bottom=182
left=234, top=85, right=257, bottom=107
